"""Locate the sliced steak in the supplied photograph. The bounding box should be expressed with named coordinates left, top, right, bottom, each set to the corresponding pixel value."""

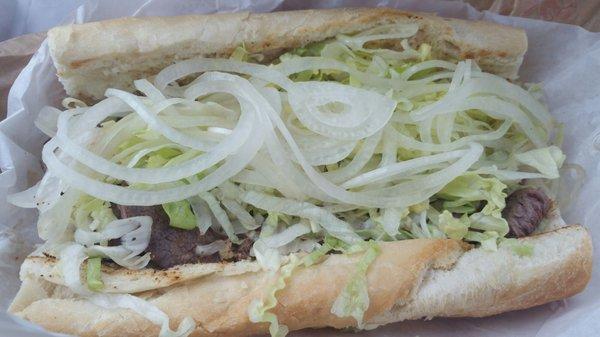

left=112, top=204, right=201, bottom=269
left=111, top=203, right=255, bottom=268
left=502, top=188, right=551, bottom=238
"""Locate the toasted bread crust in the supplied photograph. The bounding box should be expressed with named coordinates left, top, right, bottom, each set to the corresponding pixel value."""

left=47, top=7, right=527, bottom=101
left=9, top=226, right=592, bottom=337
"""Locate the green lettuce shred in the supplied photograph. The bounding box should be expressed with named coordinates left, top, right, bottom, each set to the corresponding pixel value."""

left=73, top=195, right=116, bottom=230
left=248, top=255, right=301, bottom=337
left=144, top=148, right=182, bottom=168
left=162, top=200, right=196, bottom=230
left=261, top=212, right=280, bottom=238
left=437, top=174, right=510, bottom=244
left=230, top=43, right=264, bottom=63
left=230, top=45, right=251, bottom=62
left=515, top=146, right=566, bottom=179
left=465, top=231, right=501, bottom=251
left=438, top=174, right=507, bottom=214
left=248, top=237, right=374, bottom=337
left=330, top=241, right=381, bottom=328
left=247, top=245, right=332, bottom=337
left=86, top=257, right=104, bottom=292
left=438, top=210, right=469, bottom=240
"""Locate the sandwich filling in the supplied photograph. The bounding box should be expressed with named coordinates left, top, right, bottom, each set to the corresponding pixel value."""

left=11, top=22, right=566, bottom=337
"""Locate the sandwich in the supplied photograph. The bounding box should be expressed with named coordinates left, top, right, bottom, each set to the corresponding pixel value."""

left=6, top=7, right=592, bottom=337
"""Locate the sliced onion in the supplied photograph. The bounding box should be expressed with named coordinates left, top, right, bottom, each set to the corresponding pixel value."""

left=54, top=95, right=252, bottom=184
left=388, top=120, right=512, bottom=153
left=221, top=198, right=259, bottom=230
left=126, top=143, right=188, bottom=168
left=232, top=169, right=279, bottom=189
left=342, top=148, right=470, bottom=189
left=107, top=88, right=217, bottom=151
left=359, top=143, right=483, bottom=201
left=262, top=223, right=311, bottom=248
left=155, top=58, right=291, bottom=91
left=409, top=74, right=552, bottom=147
left=35, top=106, right=61, bottom=137
left=275, top=56, right=406, bottom=90
left=337, top=23, right=418, bottom=49
left=188, top=196, right=213, bottom=233
left=399, top=60, right=457, bottom=81
left=473, top=73, right=553, bottom=130
left=58, top=244, right=90, bottom=295
left=287, top=81, right=396, bottom=140
left=74, top=217, right=151, bottom=250
left=458, top=97, right=545, bottom=147
left=195, top=240, right=227, bottom=256
left=324, top=132, right=382, bottom=184
left=199, top=192, right=239, bottom=243
left=43, top=77, right=266, bottom=205
left=89, top=246, right=151, bottom=270
left=247, top=155, right=308, bottom=200
left=241, top=190, right=361, bottom=244
left=37, top=188, right=81, bottom=243
left=6, top=181, right=39, bottom=208
left=34, top=173, right=68, bottom=211
left=76, top=216, right=152, bottom=270
left=381, top=208, right=404, bottom=236
left=379, top=127, right=397, bottom=168
left=435, top=60, right=469, bottom=144
left=293, top=134, right=357, bottom=166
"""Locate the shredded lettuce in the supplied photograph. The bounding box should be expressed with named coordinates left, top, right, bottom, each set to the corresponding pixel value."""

left=73, top=195, right=116, bottom=231
left=162, top=200, right=196, bottom=230
left=515, top=145, right=565, bottom=179
left=261, top=212, right=280, bottom=238
left=249, top=238, right=381, bottom=336
left=377, top=208, right=408, bottom=237
left=438, top=174, right=507, bottom=214
left=289, top=41, right=327, bottom=57
left=86, top=257, right=104, bottom=292
left=144, top=148, right=183, bottom=168
left=469, top=211, right=509, bottom=236
left=253, top=239, right=282, bottom=271
left=331, top=241, right=381, bottom=328
left=248, top=255, right=300, bottom=337
left=465, top=230, right=501, bottom=251
left=230, top=45, right=251, bottom=62
left=248, top=250, right=321, bottom=337
left=302, top=239, right=335, bottom=266
left=437, top=210, right=469, bottom=240
left=230, top=43, right=264, bottom=63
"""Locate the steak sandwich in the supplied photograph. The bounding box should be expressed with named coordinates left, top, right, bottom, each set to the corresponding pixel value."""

left=7, top=7, right=592, bottom=337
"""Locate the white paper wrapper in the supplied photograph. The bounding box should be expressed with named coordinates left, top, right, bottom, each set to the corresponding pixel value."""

left=1, top=0, right=599, bottom=336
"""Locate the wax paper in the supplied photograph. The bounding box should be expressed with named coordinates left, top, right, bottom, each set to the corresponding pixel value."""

left=0, top=1, right=599, bottom=336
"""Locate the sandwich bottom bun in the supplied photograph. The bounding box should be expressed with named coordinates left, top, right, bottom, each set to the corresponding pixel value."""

left=8, top=224, right=592, bottom=337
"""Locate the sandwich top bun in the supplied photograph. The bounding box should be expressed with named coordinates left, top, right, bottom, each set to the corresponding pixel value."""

left=47, top=7, right=527, bottom=101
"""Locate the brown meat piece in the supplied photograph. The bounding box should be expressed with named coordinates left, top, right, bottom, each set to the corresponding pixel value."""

left=502, top=188, right=551, bottom=238
left=111, top=203, right=254, bottom=268
left=112, top=204, right=203, bottom=269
